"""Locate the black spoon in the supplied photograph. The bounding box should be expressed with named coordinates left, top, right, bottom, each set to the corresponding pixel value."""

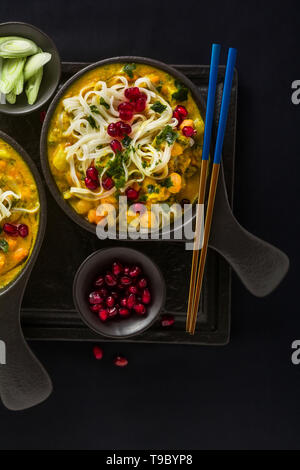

left=0, top=131, right=52, bottom=410
left=209, top=164, right=289, bottom=297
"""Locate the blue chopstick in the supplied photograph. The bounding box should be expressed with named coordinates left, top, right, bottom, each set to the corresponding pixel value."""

left=213, top=47, right=237, bottom=164
left=202, top=43, right=221, bottom=161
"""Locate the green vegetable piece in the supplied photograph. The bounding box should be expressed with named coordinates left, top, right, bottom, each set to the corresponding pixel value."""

left=25, top=67, right=43, bottom=105
left=172, top=80, right=188, bottom=101
left=90, top=104, right=100, bottom=114
left=0, top=57, right=25, bottom=94
left=123, top=63, right=136, bottom=79
left=6, top=90, right=16, bottom=104
left=24, top=52, right=51, bottom=81
left=156, top=125, right=178, bottom=147
left=160, top=177, right=173, bottom=188
left=14, top=70, right=24, bottom=95
left=100, top=97, right=110, bottom=109
left=122, top=135, right=132, bottom=147
left=86, top=115, right=97, bottom=129
left=0, top=239, right=8, bottom=253
left=150, top=101, right=167, bottom=113
left=0, top=37, right=38, bottom=58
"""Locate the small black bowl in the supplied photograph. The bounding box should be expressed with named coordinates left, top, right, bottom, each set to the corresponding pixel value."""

left=0, top=22, right=61, bottom=115
left=73, top=247, right=166, bottom=339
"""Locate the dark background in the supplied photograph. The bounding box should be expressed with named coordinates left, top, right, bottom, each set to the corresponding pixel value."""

left=0, top=0, right=299, bottom=450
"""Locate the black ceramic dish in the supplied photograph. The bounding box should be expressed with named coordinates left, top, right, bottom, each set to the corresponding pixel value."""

left=0, top=131, right=52, bottom=411
left=0, top=22, right=61, bottom=115
left=40, top=57, right=289, bottom=297
left=73, top=247, right=166, bottom=339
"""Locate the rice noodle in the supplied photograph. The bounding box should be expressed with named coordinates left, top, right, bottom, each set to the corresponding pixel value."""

left=61, top=74, right=181, bottom=200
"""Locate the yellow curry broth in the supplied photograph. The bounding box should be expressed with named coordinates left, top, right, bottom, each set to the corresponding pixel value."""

left=0, top=139, right=39, bottom=288
left=47, top=63, right=204, bottom=226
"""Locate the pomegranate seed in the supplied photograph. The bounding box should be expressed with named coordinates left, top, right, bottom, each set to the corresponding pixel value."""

left=120, top=275, right=132, bottom=286
left=98, top=309, right=109, bottom=321
left=116, top=121, right=132, bottom=137
left=110, top=290, right=119, bottom=299
left=106, top=296, right=115, bottom=308
left=125, top=87, right=141, bottom=101
left=124, top=266, right=130, bottom=275
left=102, top=176, right=115, bottom=190
left=119, top=307, right=130, bottom=318
left=17, top=224, right=29, bottom=238
left=142, top=288, right=151, bottom=305
left=112, top=261, right=123, bottom=276
left=105, top=273, right=117, bottom=286
left=133, top=303, right=146, bottom=315
left=94, top=275, right=105, bottom=287
left=85, top=177, right=99, bottom=190
left=182, top=126, right=196, bottom=138
left=110, top=139, right=122, bottom=153
left=114, top=356, right=128, bottom=367
left=120, top=297, right=128, bottom=307
left=129, top=266, right=141, bottom=278
left=161, top=314, right=175, bottom=327
left=134, top=97, right=147, bottom=112
left=107, top=306, right=118, bottom=318
left=138, top=278, right=147, bottom=289
left=3, top=223, right=18, bottom=236
left=127, top=293, right=136, bottom=309
left=173, top=110, right=183, bottom=126
left=98, top=287, right=108, bottom=298
left=128, top=285, right=138, bottom=295
left=86, top=166, right=99, bottom=181
left=175, top=105, right=188, bottom=118
left=89, top=291, right=103, bottom=304
left=126, top=187, right=139, bottom=201
left=118, top=102, right=134, bottom=121
left=93, top=345, right=103, bottom=360
left=107, top=122, right=119, bottom=137
left=90, top=304, right=102, bottom=313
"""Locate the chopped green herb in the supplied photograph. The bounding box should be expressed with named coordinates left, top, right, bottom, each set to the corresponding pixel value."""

left=100, top=97, right=110, bottom=110
left=122, top=135, right=132, bottom=147
left=115, top=176, right=126, bottom=190
left=0, top=239, right=8, bottom=253
left=139, top=194, right=148, bottom=202
left=156, top=125, right=178, bottom=148
left=90, top=104, right=100, bottom=114
left=147, top=184, right=159, bottom=194
left=151, top=101, right=167, bottom=114
left=142, top=161, right=149, bottom=169
left=86, top=115, right=97, bottom=129
left=156, top=85, right=162, bottom=93
left=172, top=80, right=188, bottom=101
left=123, top=63, right=136, bottom=79
left=160, top=177, right=173, bottom=189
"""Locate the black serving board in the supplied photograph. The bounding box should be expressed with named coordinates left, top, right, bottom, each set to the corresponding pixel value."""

left=0, top=63, right=237, bottom=345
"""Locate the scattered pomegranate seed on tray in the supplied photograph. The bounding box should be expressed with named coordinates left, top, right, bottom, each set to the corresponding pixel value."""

left=93, top=346, right=103, bottom=360
left=161, top=314, right=175, bottom=327
left=114, top=356, right=128, bottom=367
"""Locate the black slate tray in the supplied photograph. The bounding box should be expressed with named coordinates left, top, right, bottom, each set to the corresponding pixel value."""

left=0, top=62, right=237, bottom=345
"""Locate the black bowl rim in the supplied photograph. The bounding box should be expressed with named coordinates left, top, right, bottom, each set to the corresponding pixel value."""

left=0, top=21, right=61, bottom=116
left=73, top=246, right=166, bottom=339
left=0, top=130, right=47, bottom=294
left=40, top=55, right=207, bottom=236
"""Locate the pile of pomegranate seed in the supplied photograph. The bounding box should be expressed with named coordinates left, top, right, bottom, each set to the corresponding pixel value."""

left=173, top=105, right=188, bottom=127
left=85, top=166, right=100, bottom=190
left=107, top=121, right=132, bottom=138
left=3, top=223, right=29, bottom=238
left=88, top=260, right=152, bottom=322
